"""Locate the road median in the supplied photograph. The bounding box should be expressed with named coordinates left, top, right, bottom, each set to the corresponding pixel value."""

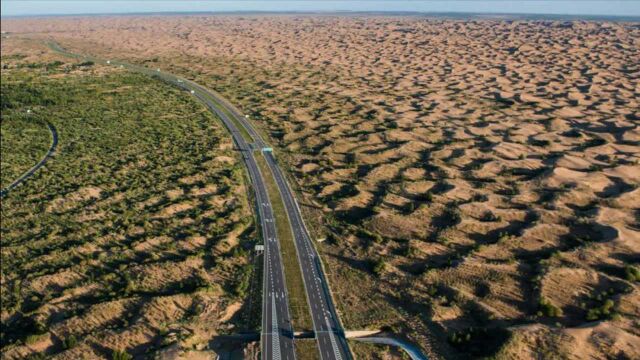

left=255, top=153, right=314, bottom=332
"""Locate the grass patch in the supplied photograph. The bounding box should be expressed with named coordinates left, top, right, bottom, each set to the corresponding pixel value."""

left=348, top=340, right=397, bottom=359
left=295, top=339, right=321, bottom=360
left=254, top=153, right=313, bottom=331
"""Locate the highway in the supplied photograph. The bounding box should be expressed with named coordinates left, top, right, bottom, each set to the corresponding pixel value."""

left=153, top=71, right=352, bottom=359
left=48, top=41, right=352, bottom=359
left=47, top=43, right=296, bottom=360
left=182, top=71, right=352, bottom=360
left=229, top=106, right=352, bottom=360
left=174, top=77, right=297, bottom=360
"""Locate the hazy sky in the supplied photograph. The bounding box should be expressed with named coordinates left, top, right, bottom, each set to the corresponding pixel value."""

left=2, top=1, right=640, bottom=17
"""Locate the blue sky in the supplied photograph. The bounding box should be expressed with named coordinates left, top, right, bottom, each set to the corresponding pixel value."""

left=2, top=1, right=640, bottom=17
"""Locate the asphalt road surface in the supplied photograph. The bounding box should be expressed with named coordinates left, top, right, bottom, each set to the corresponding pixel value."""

left=48, top=41, right=352, bottom=359
left=166, top=74, right=352, bottom=359
left=179, top=80, right=297, bottom=360
left=230, top=108, right=352, bottom=360
left=184, top=76, right=352, bottom=360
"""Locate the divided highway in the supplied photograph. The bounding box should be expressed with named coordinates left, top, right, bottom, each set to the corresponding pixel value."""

left=48, top=41, right=352, bottom=359
left=231, top=112, right=353, bottom=360
left=185, top=71, right=352, bottom=360
left=182, top=81, right=297, bottom=360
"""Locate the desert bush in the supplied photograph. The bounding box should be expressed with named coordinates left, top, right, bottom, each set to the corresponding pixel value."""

left=76, top=60, right=94, bottom=67
left=403, top=244, right=418, bottom=258
left=472, top=193, right=488, bottom=202
left=537, top=297, right=563, bottom=318
left=62, top=334, right=78, bottom=349
left=586, top=299, right=616, bottom=321
left=25, top=334, right=45, bottom=345
left=371, top=259, right=386, bottom=276
left=111, top=349, right=133, bottom=360
left=25, top=353, right=46, bottom=360
left=479, top=211, right=500, bottom=222
left=624, top=265, right=640, bottom=282
left=530, top=139, right=551, bottom=147
left=234, top=264, right=254, bottom=298
left=583, top=287, right=628, bottom=321
left=561, top=129, right=582, bottom=138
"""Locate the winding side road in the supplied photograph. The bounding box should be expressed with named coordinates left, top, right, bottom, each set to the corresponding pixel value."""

left=1, top=120, right=58, bottom=198
left=353, top=337, right=428, bottom=360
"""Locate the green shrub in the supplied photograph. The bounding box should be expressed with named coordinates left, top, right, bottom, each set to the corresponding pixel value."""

left=586, top=299, right=616, bottom=321
left=537, top=298, right=563, bottom=317
left=234, top=264, right=254, bottom=297
left=25, top=334, right=45, bottom=345
left=112, top=349, right=133, bottom=360
left=62, top=334, right=78, bottom=349
left=372, top=259, right=386, bottom=276
left=625, top=265, right=640, bottom=282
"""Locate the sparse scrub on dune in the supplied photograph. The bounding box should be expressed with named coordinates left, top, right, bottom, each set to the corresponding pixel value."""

left=371, top=258, right=386, bottom=276
left=16, top=15, right=640, bottom=359
left=581, top=286, right=630, bottom=322
left=111, top=350, right=133, bottom=360
left=537, top=297, right=564, bottom=318
left=624, top=265, right=640, bottom=282
left=1, top=47, right=256, bottom=358
left=447, top=327, right=511, bottom=357
left=585, top=299, right=617, bottom=321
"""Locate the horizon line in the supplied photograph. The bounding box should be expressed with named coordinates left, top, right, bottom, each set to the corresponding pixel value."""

left=3, top=10, right=640, bottom=21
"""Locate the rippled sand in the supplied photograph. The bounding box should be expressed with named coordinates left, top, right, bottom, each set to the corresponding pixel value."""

left=3, top=16, right=639, bottom=359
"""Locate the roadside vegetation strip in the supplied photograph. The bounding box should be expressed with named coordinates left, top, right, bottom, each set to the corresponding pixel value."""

left=193, top=88, right=254, bottom=143
left=255, top=153, right=314, bottom=331
left=295, top=339, right=321, bottom=360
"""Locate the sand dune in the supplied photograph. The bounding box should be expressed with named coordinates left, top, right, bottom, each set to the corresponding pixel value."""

left=3, top=15, right=639, bottom=359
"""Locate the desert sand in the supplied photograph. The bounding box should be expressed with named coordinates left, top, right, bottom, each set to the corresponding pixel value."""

left=2, top=15, right=639, bottom=359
